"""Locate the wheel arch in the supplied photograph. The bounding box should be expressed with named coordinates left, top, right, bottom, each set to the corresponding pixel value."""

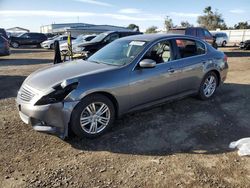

left=80, top=91, right=119, bottom=117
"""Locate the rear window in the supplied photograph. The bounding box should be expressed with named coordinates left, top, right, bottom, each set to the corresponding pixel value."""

left=175, top=39, right=206, bottom=58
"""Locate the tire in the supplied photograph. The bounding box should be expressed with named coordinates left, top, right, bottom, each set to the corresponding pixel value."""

left=198, top=72, right=218, bottom=100
left=212, top=42, right=218, bottom=49
left=70, top=94, right=115, bottom=138
left=50, top=44, right=54, bottom=49
left=11, top=41, right=19, bottom=48
left=222, top=41, right=226, bottom=47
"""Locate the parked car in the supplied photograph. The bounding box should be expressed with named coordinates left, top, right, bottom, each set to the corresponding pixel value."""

left=10, top=32, right=47, bottom=48
left=0, top=35, right=10, bottom=56
left=0, top=28, right=9, bottom=40
left=73, top=31, right=142, bottom=58
left=168, top=27, right=217, bottom=49
left=239, top=40, right=250, bottom=50
left=16, top=34, right=228, bottom=139
left=41, top=35, right=76, bottom=49
left=211, top=32, right=229, bottom=47
left=60, top=34, right=97, bottom=54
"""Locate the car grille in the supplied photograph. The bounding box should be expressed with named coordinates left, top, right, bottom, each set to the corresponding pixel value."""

left=18, top=86, right=35, bottom=102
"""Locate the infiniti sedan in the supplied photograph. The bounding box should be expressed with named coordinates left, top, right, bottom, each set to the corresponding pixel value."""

left=16, top=34, right=228, bottom=139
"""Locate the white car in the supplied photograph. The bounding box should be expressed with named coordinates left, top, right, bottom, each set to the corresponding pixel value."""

left=41, top=35, right=75, bottom=49
left=212, top=32, right=229, bottom=47
left=60, top=34, right=96, bottom=54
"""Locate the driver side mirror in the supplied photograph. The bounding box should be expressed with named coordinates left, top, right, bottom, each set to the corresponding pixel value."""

left=139, top=59, right=156, bottom=68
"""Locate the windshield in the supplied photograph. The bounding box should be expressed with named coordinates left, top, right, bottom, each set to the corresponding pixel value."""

left=88, top=39, right=147, bottom=66
left=90, top=33, right=109, bottom=43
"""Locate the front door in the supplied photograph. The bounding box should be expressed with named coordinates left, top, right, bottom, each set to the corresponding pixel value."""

left=129, top=39, right=182, bottom=108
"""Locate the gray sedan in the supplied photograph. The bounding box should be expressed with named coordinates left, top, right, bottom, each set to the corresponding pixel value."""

left=16, top=34, right=228, bottom=139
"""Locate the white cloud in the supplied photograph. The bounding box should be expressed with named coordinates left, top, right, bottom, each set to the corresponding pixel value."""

left=118, top=8, right=141, bottom=14
left=170, top=12, right=200, bottom=18
left=74, top=0, right=113, bottom=7
left=0, top=10, right=162, bottom=21
left=230, top=9, right=245, bottom=14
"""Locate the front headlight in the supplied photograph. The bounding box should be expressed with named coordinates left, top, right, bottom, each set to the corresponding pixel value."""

left=35, top=82, right=78, bottom=105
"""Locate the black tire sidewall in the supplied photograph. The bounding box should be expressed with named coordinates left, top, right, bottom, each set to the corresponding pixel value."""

left=70, top=94, right=115, bottom=138
left=198, top=72, right=218, bottom=100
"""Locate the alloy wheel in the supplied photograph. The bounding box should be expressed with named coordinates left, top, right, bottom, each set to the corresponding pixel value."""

left=80, top=102, right=110, bottom=134
left=203, top=75, right=217, bottom=97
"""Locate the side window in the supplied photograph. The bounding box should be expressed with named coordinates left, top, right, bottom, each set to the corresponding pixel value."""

left=104, top=33, right=119, bottom=43
left=175, top=39, right=204, bottom=58
left=197, top=29, right=204, bottom=38
left=142, top=40, right=172, bottom=64
left=186, top=28, right=196, bottom=36
left=196, top=41, right=206, bottom=55
left=204, top=29, right=212, bottom=38
left=21, top=33, right=29, bottom=38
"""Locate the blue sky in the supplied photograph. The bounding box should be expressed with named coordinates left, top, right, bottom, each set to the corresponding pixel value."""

left=0, top=0, right=250, bottom=32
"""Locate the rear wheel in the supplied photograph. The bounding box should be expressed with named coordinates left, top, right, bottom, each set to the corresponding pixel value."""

left=70, top=94, right=115, bottom=138
left=198, top=72, right=218, bottom=100
left=222, top=41, right=226, bottom=47
left=11, top=41, right=19, bottom=48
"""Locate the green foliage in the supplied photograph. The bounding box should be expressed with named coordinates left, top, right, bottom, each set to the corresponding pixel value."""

left=164, top=16, right=174, bottom=31
left=145, top=26, right=158, bottom=33
left=234, top=22, right=250, bottom=29
left=127, top=24, right=140, bottom=31
left=180, top=21, right=193, bottom=28
left=197, top=6, right=227, bottom=30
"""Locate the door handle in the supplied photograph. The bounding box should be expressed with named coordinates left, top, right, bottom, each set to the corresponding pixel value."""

left=167, top=68, right=175, bottom=73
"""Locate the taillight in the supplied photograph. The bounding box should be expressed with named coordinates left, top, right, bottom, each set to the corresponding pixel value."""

left=223, top=55, right=228, bottom=62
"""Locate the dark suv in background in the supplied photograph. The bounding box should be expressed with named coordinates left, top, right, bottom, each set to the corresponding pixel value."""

left=0, top=35, right=10, bottom=56
left=168, top=27, right=217, bottom=49
left=10, top=32, right=47, bottom=48
left=73, top=30, right=142, bottom=58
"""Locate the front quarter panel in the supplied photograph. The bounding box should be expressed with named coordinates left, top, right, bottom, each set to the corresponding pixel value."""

left=68, top=66, right=131, bottom=115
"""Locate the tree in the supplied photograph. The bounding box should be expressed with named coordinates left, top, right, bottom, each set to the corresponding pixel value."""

left=127, top=24, right=140, bottom=31
left=164, top=16, right=174, bottom=31
left=234, top=22, right=250, bottom=29
left=180, top=21, right=193, bottom=27
left=145, top=26, right=158, bottom=33
left=197, top=6, right=227, bottom=30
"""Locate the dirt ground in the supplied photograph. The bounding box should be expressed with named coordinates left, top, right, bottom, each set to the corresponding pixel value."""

left=0, top=47, right=250, bottom=188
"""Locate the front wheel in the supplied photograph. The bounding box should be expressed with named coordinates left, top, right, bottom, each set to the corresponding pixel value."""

left=70, top=94, right=115, bottom=138
left=222, top=41, right=226, bottom=47
left=198, top=72, right=218, bottom=100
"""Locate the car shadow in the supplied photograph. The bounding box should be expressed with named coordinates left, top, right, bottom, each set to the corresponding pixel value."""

left=0, top=58, right=52, bottom=66
left=224, top=50, right=250, bottom=57
left=68, top=83, right=250, bottom=156
left=10, top=48, right=52, bottom=54
left=0, top=75, right=26, bottom=99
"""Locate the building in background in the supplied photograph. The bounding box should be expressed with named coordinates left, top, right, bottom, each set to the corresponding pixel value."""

left=40, top=23, right=133, bottom=37
left=6, top=27, right=30, bottom=37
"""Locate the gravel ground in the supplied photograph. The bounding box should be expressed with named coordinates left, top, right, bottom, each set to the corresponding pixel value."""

left=0, top=47, right=250, bottom=188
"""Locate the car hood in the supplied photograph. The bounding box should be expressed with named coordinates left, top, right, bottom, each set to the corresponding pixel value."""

left=24, top=60, right=117, bottom=91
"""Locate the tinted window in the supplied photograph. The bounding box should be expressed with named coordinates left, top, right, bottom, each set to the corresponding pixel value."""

left=175, top=39, right=205, bottom=58
left=197, top=29, right=204, bottom=38
left=142, top=40, right=172, bottom=64
left=204, top=29, right=212, bottom=38
left=104, top=33, right=119, bottom=43
left=186, top=28, right=196, bottom=36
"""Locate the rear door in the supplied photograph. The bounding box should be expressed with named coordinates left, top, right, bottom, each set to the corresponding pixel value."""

left=172, top=38, right=207, bottom=92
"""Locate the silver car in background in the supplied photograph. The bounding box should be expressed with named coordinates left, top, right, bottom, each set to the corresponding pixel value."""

left=212, top=32, right=229, bottom=47
left=60, top=34, right=97, bottom=54
left=16, top=34, right=228, bottom=139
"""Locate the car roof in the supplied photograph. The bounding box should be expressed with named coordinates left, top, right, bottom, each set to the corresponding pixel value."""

left=119, top=33, right=202, bottom=42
